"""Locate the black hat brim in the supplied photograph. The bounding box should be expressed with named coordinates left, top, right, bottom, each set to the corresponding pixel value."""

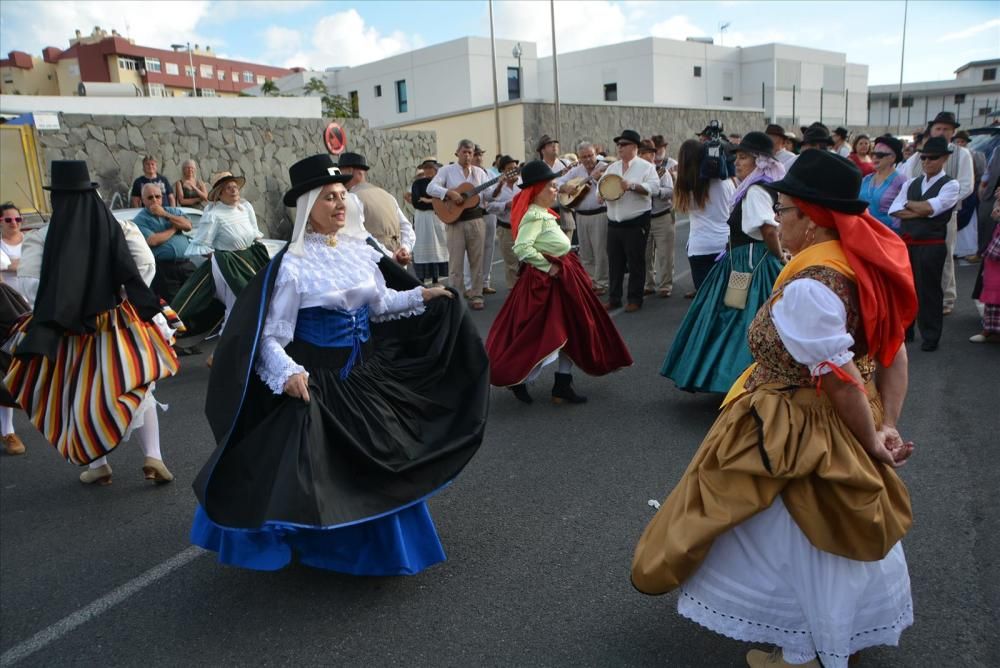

left=763, top=178, right=869, bottom=215
left=518, top=168, right=561, bottom=188
left=43, top=182, right=99, bottom=191
left=283, top=173, right=353, bottom=206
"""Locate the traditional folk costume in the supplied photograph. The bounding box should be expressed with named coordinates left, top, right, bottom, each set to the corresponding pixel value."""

left=411, top=160, right=450, bottom=285
left=2, top=161, right=179, bottom=483
left=633, top=151, right=919, bottom=668
left=485, top=161, right=632, bottom=405
left=191, top=155, right=489, bottom=574
left=662, top=133, right=785, bottom=393
left=0, top=274, right=30, bottom=455
left=172, top=172, right=270, bottom=336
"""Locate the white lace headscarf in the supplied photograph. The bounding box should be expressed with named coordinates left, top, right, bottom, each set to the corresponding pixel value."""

left=288, top=184, right=368, bottom=256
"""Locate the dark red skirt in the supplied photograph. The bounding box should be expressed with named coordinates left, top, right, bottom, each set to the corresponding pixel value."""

left=485, top=252, right=632, bottom=386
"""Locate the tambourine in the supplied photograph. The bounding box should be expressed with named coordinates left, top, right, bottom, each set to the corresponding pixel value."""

left=598, top=173, right=626, bottom=201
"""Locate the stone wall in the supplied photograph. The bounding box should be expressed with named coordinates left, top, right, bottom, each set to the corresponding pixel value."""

left=34, top=114, right=435, bottom=238
left=521, top=103, right=766, bottom=159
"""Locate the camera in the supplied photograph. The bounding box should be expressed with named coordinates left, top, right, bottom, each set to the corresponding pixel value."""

left=699, top=120, right=733, bottom=180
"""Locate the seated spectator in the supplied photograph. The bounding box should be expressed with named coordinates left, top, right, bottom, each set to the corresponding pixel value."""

left=0, top=202, right=26, bottom=296
left=130, top=156, right=175, bottom=208
left=132, top=183, right=197, bottom=302
left=174, top=159, right=209, bottom=209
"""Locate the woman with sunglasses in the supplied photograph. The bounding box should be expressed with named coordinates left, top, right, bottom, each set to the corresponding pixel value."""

left=0, top=203, right=26, bottom=297
left=859, top=136, right=908, bottom=233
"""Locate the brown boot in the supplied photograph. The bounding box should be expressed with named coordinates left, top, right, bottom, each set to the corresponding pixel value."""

left=746, top=648, right=820, bottom=668
left=2, top=433, right=25, bottom=455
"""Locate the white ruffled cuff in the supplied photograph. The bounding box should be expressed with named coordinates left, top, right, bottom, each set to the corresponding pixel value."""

left=808, top=350, right=855, bottom=377
left=371, top=286, right=426, bottom=322
left=256, top=337, right=307, bottom=394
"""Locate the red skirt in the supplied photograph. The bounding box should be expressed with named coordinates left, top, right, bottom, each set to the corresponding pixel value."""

left=486, top=252, right=632, bottom=386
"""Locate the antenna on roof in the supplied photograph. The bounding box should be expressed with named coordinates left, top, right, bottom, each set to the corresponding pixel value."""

left=719, top=22, right=731, bottom=47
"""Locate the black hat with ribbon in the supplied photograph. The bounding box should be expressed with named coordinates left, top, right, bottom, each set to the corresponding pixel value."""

left=929, top=111, right=960, bottom=129
left=732, top=131, right=775, bottom=156
left=284, top=154, right=353, bottom=206
left=44, top=160, right=99, bottom=191
left=517, top=160, right=561, bottom=188
left=918, top=136, right=954, bottom=156
left=763, top=150, right=868, bottom=214
left=337, top=152, right=370, bottom=171
left=613, top=129, right=641, bottom=145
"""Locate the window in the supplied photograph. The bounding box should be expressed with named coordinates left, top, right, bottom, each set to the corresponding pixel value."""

left=200, top=64, right=213, bottom=79
left=243, top=71, right=254, bottom=83
left=146, top=83, right=166, bottom=97
left=984, top=68, right=997, bottom=81
left=217, top=70, right=225, bottom=80
left=145, top=57, right=161, bottom=73
left=199, top=88, right=216, bottom=97
left=693, top=66, right=702, bottom=77
left=723, top=96, right=733, bottom=101
left=374, top=84, right=382, bottom=97
left=232, top=71, right=239, bottom=82
left=889, top=96, right=914, bottom=109
left=954, top=94, right=966, bottom=104
left=603, top=83, right=617, bottom=101
left=395, top=79, right=407, bottom=113
left=185, top=65, right=195, bottom=78
left=165, top=62, right=178, bottom=75
left=507, top=66, right=521, bottom=100
left=979, top=106, right=992, bottom=116
left=256, top=75, right=265, bottom=85
left=119, top=56, right=141, bottom=71
left=349, top=90, right=359, bottom=115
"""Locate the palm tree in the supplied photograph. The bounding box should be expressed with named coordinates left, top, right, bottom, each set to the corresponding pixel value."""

left=260, top=79, right=280, bottom=96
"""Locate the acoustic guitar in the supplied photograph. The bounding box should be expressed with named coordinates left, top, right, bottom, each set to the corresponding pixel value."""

left=432, top=166, right=520, bottom=224
left=557, top=162, right=609, bottom=208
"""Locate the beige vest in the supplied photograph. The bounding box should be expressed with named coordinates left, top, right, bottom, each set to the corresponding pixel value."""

left=353, top=182, right=401, bottom=251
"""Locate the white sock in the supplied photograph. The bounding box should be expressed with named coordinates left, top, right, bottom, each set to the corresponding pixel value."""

left=89, top=456, right=109, bottom=470
left=557, top=351, right=573, bottom=374
left=137, top=404, right=162, bottom=462
left=0, top=407, right=13, bottom=436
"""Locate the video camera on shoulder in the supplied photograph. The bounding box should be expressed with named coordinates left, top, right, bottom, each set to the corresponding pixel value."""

left=699, top=120, right=733, bottom=181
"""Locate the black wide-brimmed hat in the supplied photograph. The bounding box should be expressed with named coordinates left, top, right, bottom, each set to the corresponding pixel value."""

left=763, top=150, right=868, bottom=214
left=873, top=134, right=905, bottom=164
left=638, top=139, right=657, bottom=154
left=337, top=152, right=369, bottom=171
left=918, top=136, right=954, bottom=156
left=535, top=134, right=558, bottom=153
left=613, top=129, right=641, bottom=145
left=497, top=154, right=519, bottom=170
left=518, top=160, right=561, bottom=188
left=44, top=160, right=98, bottom=191
left=929, top=111, right=960, bottom=128
left=801, top=126, right=835, bottom=146
left=731, top=131, right=775, bottom=156
left=765, top=123, right=785, bottom=138
left=833, top=126, right=849, bottom=139
left=284, top=154, right=353, bottom=206
left=418, top=157, right=442, bottom=169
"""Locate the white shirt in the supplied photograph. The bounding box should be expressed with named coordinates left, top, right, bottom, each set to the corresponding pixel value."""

left=887, top=172, right=961, bottom=218
left=600, top=157, right=660, bottom=222
left=256, top=234, right=426, bottom=394
left=835, top=144, right=852, bottom=158
left=651, top=170, right=674, bottom=216
left=899, top=143, right=974, bottom=200
left=186, top=200, right=263, bottom=255
left=1, top=236, right=23, bottom=296
left=556, top=163, right=605, bottom=212
left=771, top=278, right=855, bottom=376
left=775, top=149, right=797, bottom=169
left=741, top=185, right=779, bottom=240
left=484, top=182, right=520, bottom=222
left=686, top=178, right=736, bottom=256
left=426, top=163, right=491, bottom=200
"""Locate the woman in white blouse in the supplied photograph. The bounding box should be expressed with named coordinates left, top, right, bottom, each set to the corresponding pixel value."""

left=635, top=151, right=918, bottom=668
left=172, top=172, right=270, bottom=343
left=191, top=154, right=489, bottom=575
left=0, top=202, right=26, bottom=297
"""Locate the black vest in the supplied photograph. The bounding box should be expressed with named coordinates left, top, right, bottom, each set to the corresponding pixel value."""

left=900, top=174, right=955, bottom=241
left=728, top=186, right=776, bottom=248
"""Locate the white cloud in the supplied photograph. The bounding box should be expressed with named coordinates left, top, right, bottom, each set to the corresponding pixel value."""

left=650, top=15, right=707, bottom=41
left=0, top=1, right=215, bottom=54
left=938, top=18, right=1000, bottom=43
left=491, top=1, right=630, bottom=56
left=262, top=9, right=420, bottom=70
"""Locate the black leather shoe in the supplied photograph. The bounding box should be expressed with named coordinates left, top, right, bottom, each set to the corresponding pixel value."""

left=551, top=373, right=587, bottom=404
left=510, top=384, right=533, bottom=404
left=920, top=341, right=938, bottom=351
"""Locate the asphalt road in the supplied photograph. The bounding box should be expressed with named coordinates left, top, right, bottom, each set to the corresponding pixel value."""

left=1, top=223, right=998, bottom=667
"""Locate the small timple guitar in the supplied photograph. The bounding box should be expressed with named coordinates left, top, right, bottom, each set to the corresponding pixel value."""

left=432, top=166, right=521, bottom=224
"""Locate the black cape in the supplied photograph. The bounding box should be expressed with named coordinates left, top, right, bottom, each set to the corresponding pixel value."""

left=193, top=240, right=490, bottom=530
left=18, top=190, right=161, bottom=360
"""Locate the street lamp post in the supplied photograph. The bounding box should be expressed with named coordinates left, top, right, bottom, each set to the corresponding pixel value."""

left=171, top=42, right=197, bottom=97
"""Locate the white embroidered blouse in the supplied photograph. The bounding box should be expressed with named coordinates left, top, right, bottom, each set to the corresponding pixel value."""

left=186, top=200, right=263, bottom=255
left=255, top=234, right=425, bottom=394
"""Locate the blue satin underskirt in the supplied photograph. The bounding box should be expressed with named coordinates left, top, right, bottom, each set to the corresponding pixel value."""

left=191, top=501, right=446, bottom=575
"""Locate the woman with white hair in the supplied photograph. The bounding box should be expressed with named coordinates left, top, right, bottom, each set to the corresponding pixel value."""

left=190, top=154, right=489, bottom=575
left=174, top=159, right=209, bottom=209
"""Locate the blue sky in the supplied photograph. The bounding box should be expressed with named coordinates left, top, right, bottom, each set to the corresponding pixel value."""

left=1, top=1, right=998, bottom=85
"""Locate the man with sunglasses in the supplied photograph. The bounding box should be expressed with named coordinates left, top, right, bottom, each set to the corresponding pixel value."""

left=889, top=136, right=961, bottom=351
left=132, top=183, right=196, bottom=303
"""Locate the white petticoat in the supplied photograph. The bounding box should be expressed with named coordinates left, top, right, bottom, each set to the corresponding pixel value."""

left=677, top=496, right=913, bottom=668
left=412, top=209, right=449, bottom=264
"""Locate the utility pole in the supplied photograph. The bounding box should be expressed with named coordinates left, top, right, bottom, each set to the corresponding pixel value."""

left=488, top=0, right=502, bottom=155
left=896, top=0, right=908, bottom=135
left=550, top=0, right=561, bottom=142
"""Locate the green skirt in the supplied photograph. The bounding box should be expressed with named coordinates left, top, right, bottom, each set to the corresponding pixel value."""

left=172, top=243, right=271, bottom=336
left=661, top=242, right=782, bottom=393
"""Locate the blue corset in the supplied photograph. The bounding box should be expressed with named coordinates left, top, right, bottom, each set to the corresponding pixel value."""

left=294, top=306, right=370, bottom=379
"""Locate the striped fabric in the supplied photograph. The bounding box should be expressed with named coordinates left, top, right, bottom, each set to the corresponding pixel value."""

left=2, top=300, right=179, bottom=465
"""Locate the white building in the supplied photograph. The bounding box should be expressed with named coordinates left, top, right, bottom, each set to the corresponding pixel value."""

left=867, top=59, right=1000, bottom=130
left=249, top=35, right=869, bottom=129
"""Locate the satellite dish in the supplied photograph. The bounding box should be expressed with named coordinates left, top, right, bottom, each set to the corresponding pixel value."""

left=324, top=122, right=347, bottom=155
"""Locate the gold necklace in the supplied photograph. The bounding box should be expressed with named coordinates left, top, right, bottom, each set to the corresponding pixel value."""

left=325, top=235, right=338, bottom=247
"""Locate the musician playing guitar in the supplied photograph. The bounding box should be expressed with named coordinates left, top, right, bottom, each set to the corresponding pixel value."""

left=556, top=143, right=610, bottom=295
left=426, top=139, right=492, bottom=310
left=537, top=135, right=576, bottom=238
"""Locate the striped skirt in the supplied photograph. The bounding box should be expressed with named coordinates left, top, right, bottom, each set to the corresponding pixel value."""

left=2, top=300, right=179, bottom=465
